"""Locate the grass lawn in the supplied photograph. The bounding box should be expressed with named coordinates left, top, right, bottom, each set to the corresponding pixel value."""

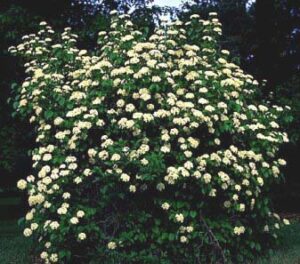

left=0, top=196, right=300, bottom=263
left=256, top=221, right=300, bottom=264
left=0, top=220, right=32, bottom=264
left=0, top=196, right=32, bottom=264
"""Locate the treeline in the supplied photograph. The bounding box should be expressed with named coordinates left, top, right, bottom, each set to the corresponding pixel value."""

left=0, top=0, right=299, bottom=210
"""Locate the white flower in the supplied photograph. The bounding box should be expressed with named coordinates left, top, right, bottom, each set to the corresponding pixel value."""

left=63, top=192, right=71, bottom=199
left=218, top=58, right=227, bottom=64
left=263, top=225, right=269, bottom=232
left=125, top=104, right=135, bottom=112
left=141, top=158, right=149, bottom=165
left=88, top=149, right=97, bottom=158
left=25, top=211, right=34, bottom=221
left=156, top=183, right=165, bottom=191
left=186, top=226, right=194, bottom=233
left=78, top=233, right=87, bottom=240
left=278, top=159, right=286, bottom=166
left=57, top=207, right=68, bottom=215
left=40, top=251, right=48, bottom=259
left=161, top=145, right=170, bottom=153
left=107, top=241, right=117, bottom=250
left=45, top=242, right=51, bottom=248
left=43, top=153, right=52, bottom=161
left=189, top=13, right=200, bottom=19
left=111, top=154, right=121, bottom=161
left=83, top=169, right=92, bottom=177
left=232, top=194, right=239, bottom=201
left=120, top=173, right=130, bottom=182
left=121, top=35, right=134, bottom=42
left=209, top=189, right=217, bottom=197
left=283, top=219, right=290, bottom=225
left=77, top=210, right=85, bottom=218
left=161, top=202, right=170, bottom=210
left=17, top=179, right=27, bottom=190
left=235, top=185, right=241, bottom=191
left=78, top=50, right=87, bottom=56
left=31, top=223, right=38, bottom=230
left=203, top=173, right=211, bottom=183
left=23, top=228, right=32, bottom=237
left=129, top=185, right=136, bottom=193
left=180, top=236, right=188, bottom=243
left=257, top=177, right=264, bottom=186
left=238, top=204, right=245, bottom=212
left=50, top=253, right=58, bottom=262
left=152, top=76, right=161, bottom=82
left=117, top=99, right=125, bottom=107
left=233, top=226, right=245, bottom=235
left=97, top=151, right=108, bottom=160
left=175, top=213, right=184, bottom=223
left=74, top=177, right=82, bottom=184
left=70, top=217, right=79, bottom=224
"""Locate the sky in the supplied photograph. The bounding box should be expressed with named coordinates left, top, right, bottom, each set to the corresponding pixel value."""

left=152, top=0, right=183, bottom=7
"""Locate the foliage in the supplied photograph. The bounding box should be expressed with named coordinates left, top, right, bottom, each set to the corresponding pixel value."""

left=11, top=10, right=292, bottom=263
left=0, top=1, right=158, bottom=190
left=1, top=219, right=300, bottom=264
left=169, top=0, right=300, bottom=211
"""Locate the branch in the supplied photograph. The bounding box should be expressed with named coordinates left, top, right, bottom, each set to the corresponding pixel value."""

left=199, top=215, right=226, bottom=264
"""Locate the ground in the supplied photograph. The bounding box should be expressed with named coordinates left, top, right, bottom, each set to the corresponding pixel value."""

left=0, top=220, right=32, bottom=264
left=0, top=197, right=299, bottom=264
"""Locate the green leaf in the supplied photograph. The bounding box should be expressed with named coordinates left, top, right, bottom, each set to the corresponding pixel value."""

left=190, top=211, right=197, bottom=218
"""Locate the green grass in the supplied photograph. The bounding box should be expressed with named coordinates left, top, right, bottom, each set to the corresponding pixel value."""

left=256, top=222, right=300, bottom=264
left=0, top=196, right=32, bottom=264
left=0, top=220, right=32, bottom=264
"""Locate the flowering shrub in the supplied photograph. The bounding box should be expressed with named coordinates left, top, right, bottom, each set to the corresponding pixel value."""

left=11, top=11, right=291, bottom=263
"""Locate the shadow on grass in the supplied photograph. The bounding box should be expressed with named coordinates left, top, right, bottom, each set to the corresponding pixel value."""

left=256, top=221, right=300, bottom=264
left=0, top=220, right=32, bottom=264
left=0, top=196, right=32, bottom=264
